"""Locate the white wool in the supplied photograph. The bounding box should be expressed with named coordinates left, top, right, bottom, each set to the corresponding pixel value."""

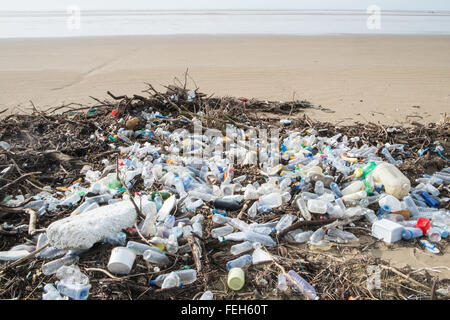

left=46, top=200, right=142, bottom=250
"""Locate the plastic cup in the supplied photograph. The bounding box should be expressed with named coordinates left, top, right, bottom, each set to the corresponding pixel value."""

left=227, top=267, right=245, bottom=291
left=107, top=247, right=136, bottom=275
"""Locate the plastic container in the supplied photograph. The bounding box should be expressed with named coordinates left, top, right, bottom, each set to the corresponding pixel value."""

left=307, top=199, right=328, bottom=214
left=143, top=250, right=170, bottom=265
left=226, top=254, right=253, bottom=270
left=56, top=279, right=91, bottom=300
left=230, top=241, right=254, bottom=255
left=379, top=195, right=402, bottom=213
left=287, top=270, right=319, bottom=300
left=211, top=225, right=234, bottom=238
left=371, top=219, right=404, bottom=243
left=401, top=227, right=423, bottom=240
left=199, top=290, right=214, bottom=300
left=107, top=247, right=136, bottom=274
left=227, top=268, right=245, bottom=291
left=371, top=162, right=411, bottom=199
left=42, top=255, right=79, bottom=275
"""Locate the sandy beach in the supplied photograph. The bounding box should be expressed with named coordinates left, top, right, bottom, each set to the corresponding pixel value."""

left=1, top=35, right=449, bottom=125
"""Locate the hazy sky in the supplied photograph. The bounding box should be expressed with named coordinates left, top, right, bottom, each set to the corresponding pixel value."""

left=2, top=0, right=450, bottom=11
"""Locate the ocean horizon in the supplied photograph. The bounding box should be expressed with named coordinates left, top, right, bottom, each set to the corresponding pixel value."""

left=1, top=9, right=450, bottom=38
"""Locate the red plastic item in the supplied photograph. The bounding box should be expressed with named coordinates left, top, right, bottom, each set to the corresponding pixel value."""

left=416, top=217, right=430, bottom=234
left=118, top=159, right=124, bottom=166
left=111, top=109, right=119, bottom=118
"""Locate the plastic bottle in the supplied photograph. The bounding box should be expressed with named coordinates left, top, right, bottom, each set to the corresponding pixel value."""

left=419, top=191, right=440, bottom=208
left=341, top=181, right=365, bottom=196
left=42, top=283, right=68, bottom=300
left=287, top=270, right=319, bottom=300
left=403, top=196, right=420, bottom=217
left=126, top=241, right=163, bottom=255
left=143, top=250, right=170, bottom=265
left=199, top=290, right=214, bottom=300
left=230, top=241, right=254, bottom=255
left=161, top=272, right=181, bottom=289
left=327, top=228, right=357, bottom=241
left=401, top=227, right=423, bottom=240
left=150, top=269, right=197, bottom=287
left=307, top=199, right=328, bottom=214
left=330, top=182, right=343, bottom=198
left=296, top=198, right=312, bottom=221
left=0, top=249, right=30, bottom=261
left=275, top=214, right=295, bottom=234
left=379, top=195, right=402, bottom=213
left=227, top=268, right=245, bottom=291
left=213, top=198, right=243, bottom=211
left=277, top=273, right=288, bottom=291
left=426, top=228, right=442, bottom=243
left=309, top=228, right=326, bottom=244
left=56, top=279, right=91, bottom=300
left=212, top=214, right=232, bottom=225
left=242, top=231, right=276, bottom=247
left=314, top=181, right=324, bottom=196
left=257, top=193, right=283, bottom=211
left=55, top=265, right=90, bottom=285
left=211, top=225, right=234, bottom=238
left=226, top=254, right=253, bottom=270
left=42, top=256, right=79, bottom=275
left=371, top=162, right=411, bottom=199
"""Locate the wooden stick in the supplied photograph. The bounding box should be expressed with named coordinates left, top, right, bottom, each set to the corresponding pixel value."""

left=186, top=234, right=202, bottom=273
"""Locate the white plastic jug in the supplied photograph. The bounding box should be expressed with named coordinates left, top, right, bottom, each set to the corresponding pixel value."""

left=371, top=162, right=410, bottom=199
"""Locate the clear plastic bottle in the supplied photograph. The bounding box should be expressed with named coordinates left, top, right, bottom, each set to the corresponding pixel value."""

left=199, top=290, right=214, bottom=300
left=42, top=255, right=79, bottom=276
left=292, top=231, right=313, bottom=243
left=0, top=250, right=30, bottom=261
left=309, top=228, right=326, bottom=244
left=150, top=269, right=197, bottom=287
left=230, top=241, right=254, bottom=255
left=42, top=283, right=68, bottom=300
left=226, top=254, right=253, bottom=270
left=314, top=181, right=324, bottom=196
left=212, top=214, right=232, bottom=225
left=327, top=228, right=357, bottom=241
left=242, top=231, right=276, bottom=247
left=287, top=270, right=319, bottom=300
left=142, top=250, right=170, bottom=265
left=403, top=196, right=420, bottom=217
left=126, top=241, right=163, bottom=255
left=161, top=272, right=181, bottom=289
left=56, top=279, right=91, bottom=300
left=329, top=182, right=343, bottom=198
left=55, top=265, right=90, bottom=285
left=296, top=198, right=312, bottom=221
left=307, top=199, right=328, bottom=214
left=275, top=214, right=295, bottom=234
left=277, top=273, right=288, bottom=291
left=379, top=195, right=402, bottom=213
left=211, top=225, right=234, bottom=238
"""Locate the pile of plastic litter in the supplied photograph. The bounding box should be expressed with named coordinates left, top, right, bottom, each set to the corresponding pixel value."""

left=0, top=84, right=448, bottom=300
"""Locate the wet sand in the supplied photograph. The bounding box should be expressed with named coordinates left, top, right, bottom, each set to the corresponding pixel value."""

left=0, top=35, right=449, bottom=124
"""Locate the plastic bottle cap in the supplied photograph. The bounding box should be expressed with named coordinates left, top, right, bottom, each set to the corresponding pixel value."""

left=416, top=217, right=431, bottom=234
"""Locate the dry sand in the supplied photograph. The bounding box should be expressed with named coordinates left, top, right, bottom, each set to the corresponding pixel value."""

left=0, top=35, right=449, bottom=279
left=0, top=35, right=449, bottom=124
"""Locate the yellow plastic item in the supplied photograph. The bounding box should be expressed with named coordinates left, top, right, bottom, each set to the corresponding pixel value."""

left=227, top=268, right=245, bottom=291
left=371, top=162, right=411, bottom=199
left=341, top=156, right=358, bottom=163
left=153, top=243, right=165, bottom=251
left=353, top=168, right=363, bottom=178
